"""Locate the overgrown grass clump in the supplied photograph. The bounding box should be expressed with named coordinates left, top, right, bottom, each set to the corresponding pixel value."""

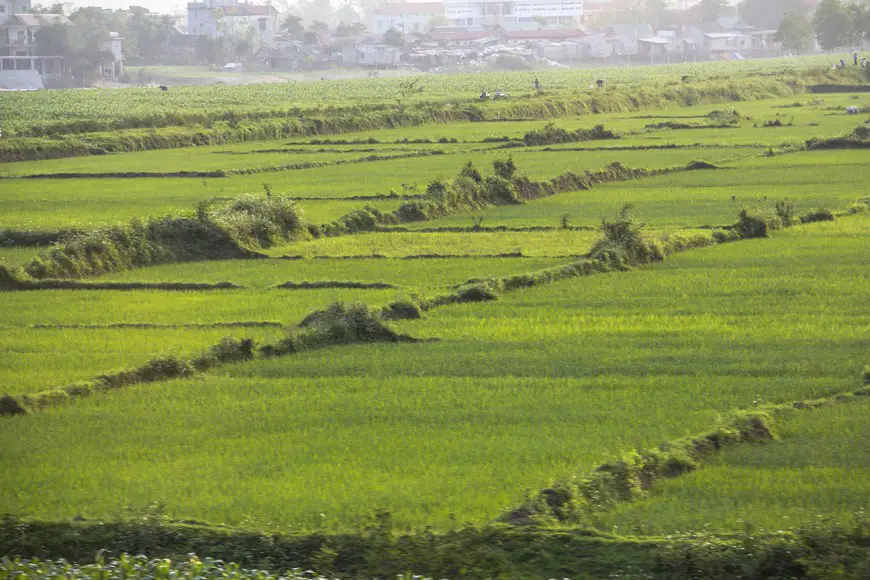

left=522, top=123, right=617, bottom=146
left=6, top=195, right=307, bottom=281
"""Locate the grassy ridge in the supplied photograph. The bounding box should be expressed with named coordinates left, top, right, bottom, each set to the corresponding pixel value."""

left=408, top=150, right=870, bottom=229
left=604, top=395, right=870, bottom=534
left=0, top=148, right=737, bottom=232
left=1, top=215, right=867, bottom=530
left=0, top=257, right=570, bottom=395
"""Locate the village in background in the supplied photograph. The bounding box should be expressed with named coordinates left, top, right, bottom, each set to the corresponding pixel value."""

left=0, top=0, right=868, bottom=89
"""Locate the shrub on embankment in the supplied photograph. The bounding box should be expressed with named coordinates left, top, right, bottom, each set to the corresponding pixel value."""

left=1, top=503, right=868, bottom=579
left=522, top=123, right=617, bottom=146
left=316, top=157, right=665, bottom=236
left=3, top=194, right=306, bottom=281
left=0, top=337, right=255, bottom=416
left=0, top=303, right=408, bottom=416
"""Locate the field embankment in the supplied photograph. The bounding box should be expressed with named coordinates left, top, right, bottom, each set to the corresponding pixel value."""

left=2, top=68, right=865, bottom=162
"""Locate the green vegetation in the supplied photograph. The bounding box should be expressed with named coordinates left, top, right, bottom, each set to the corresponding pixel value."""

left=1, top=62, right=869, bottom=578
left=604, top=396, right=870, bottom=534
left=2, top=215, right=867, bottom=530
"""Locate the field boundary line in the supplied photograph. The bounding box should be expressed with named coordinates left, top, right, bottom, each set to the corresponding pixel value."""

left=0, top=150, right=450, bottom=180
left=0, top=280, right=243, bottom=292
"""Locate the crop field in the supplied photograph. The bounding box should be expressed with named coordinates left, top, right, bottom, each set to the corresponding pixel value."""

left=2, top=215, right=868, bottom=530
left=411, top=150, right=870, bottom=229
left=0, top=146, right=746, bottom=231
left=1, top=61, right=869, bottom=578
left=0, top=56, right=840, bottom=135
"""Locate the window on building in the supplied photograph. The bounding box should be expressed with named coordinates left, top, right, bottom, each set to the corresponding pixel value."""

left=16, top=30, right=26, bottom=43
left=259, top=18, right=267, bottom=32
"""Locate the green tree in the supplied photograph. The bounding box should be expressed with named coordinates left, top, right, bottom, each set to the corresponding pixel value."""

left=34, top=21, right=72, bottom=56
left=643, top=0, right=671, bottom=28
left=383, top=27, right=403, bottom=47
left=846, top=1, right=870, bottom=47
left=281, top=14, right=305, bottom=39
left=813, top=0, right=850, bottom=50
left=335, top=21, right=366, bottom=37
left=776, top=11, right=813, bottom=53
left=303, top=20, right=329, bottom=45
left=740, top=0, right=808, bottom=29
left=698, top=0, right=727, bottom=23
left=127, top=8, right=174, bottom=63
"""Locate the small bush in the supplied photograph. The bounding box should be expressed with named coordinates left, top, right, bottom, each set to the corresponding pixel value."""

left=0, top=394, right=28, bottom=416
left=737, top=208, right=781, bottom=239
left=523, top=123, right=616, bottom=146
left=270, top=302, right=413, bottom=356
left=492, top=157, right=517, bottom=179
left=97, top=357, right=195, bottom=389
left=801, top=208, right=836, bottom=223
left=712, top=229, right=741, bottom=244
left=382, top=297, right=423, bottom=320
left=456, top=283, right=499, bottom=302
left=775, top=198, right=796, bottom=227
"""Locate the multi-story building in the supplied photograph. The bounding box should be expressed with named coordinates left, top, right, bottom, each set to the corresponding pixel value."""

left=370, top=2, right=444, bottom=35
left=188, top=0, right=279, bottom=47
left=0, top=0, right=31, bottom=25
left=1, top=12, right=69, bottom=57
left=445, top=0, right=583, bottom=29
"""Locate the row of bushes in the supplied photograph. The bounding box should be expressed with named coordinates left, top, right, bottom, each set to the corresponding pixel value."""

left=0, top=76, right=813, bottom=161
left=735, top=197, right=868, bottom=240
left=0, top=337, right=254, bottom=416
left=1, top=508, right=868, bottom=579
left=522, top=123, right=617, bottom=146
left=1, top=157, right=665, bottom=282
left=2, top=194, right=305, bottom=281
left=0, top=303, right=412, bottom=416
left=498, top=360, right=870, bottom=529
left=500, top=412, right=774, bottom=526
left=314, top=158, right=670, bottom=237
left=5, top=201, right=862, bottom=414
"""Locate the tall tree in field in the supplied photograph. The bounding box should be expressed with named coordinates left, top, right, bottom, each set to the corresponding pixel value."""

left=282, top=14, right=305, bottom=39
left=846, top=1, right=870, bottom=47
left=776, top=11, right=813, bottom=53
left=740, top=0, right=808, bottom=29
left=34, top=22, right=72, bottom=56
left=644, top=0, right=671, bottom=28
left=813, top=0, right=850, bottom=50
left=382, top=27, right=403, bottom=47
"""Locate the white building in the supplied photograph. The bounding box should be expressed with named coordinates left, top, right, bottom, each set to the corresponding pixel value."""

left=188, top=1, right=280, bottom=47
left=0, top=0, right=30, bottom=26
left=445, top=0, right=583, bottom=29
left=370, top=2, right=444, bottom=35
left=1, top=13, right=69, bottom=57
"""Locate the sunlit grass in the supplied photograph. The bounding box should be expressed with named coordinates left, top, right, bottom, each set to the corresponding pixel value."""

left=2, top=216, right=866, bottom=530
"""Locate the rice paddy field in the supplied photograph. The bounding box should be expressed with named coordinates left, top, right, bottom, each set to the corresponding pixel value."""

left=1, top=60, right=869, bottom=578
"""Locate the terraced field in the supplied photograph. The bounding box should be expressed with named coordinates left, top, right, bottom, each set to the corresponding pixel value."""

left=1, top=62, right=869, bottom=578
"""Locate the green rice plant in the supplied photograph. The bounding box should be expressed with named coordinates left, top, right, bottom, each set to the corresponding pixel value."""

left=2, top=215, right=867, bottom=530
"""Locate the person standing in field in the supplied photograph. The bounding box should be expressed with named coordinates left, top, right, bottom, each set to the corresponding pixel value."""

left=534, top=78, right=541, bottom=92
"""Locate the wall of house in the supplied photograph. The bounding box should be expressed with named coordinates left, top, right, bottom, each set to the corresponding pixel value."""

left=445, top=0, right=583, bottom=29
left=372, top=13, right=434, bottom=34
